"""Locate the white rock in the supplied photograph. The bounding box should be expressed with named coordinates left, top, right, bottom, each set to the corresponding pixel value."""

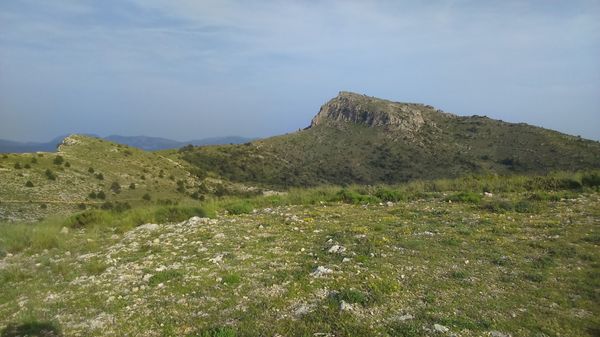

left=340, top=300, right=355, bottom=311
left=328, top=245, right=347, bottom=254
left=208, top=254, right=224, bottom=264
left=434, top=324, right=449, bottom=333
left=490, top=331, right=510, bottom=337
left=397, top=314, right=414, bottom=321
left=138, top=223, right=159, bottom=231
left=310, top=266, right=333, bottom=278
left=386, top=201, right=394, bottom=207
left=342, top=258, right=351, bottom=263
left=60, top=227, right=69, bottom=234
left=484, top=192, right=494, bottom=197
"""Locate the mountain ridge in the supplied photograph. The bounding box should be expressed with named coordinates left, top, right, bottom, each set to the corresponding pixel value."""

left=180, top=91, right=600, bottom=187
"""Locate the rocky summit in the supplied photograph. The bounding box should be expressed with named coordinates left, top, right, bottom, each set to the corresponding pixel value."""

left=309, top=91, right=430, bottom=132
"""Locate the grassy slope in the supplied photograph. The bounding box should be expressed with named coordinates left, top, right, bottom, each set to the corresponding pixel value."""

left=180, top=100, right=600, bottom=188
left=0, top=135, right=200, bottom=222
left=0, top=176, right=598, bottom=336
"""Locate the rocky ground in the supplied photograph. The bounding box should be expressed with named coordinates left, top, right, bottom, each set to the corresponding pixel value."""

left=1, top=192, right=599, bottom=336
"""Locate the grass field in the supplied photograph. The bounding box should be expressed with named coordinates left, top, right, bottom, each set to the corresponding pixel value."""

left=0, top=172, right=599, bottom=336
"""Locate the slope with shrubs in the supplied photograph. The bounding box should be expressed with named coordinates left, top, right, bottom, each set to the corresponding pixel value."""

left=0, top=171, right=599, bottom=336
left=0, top=135, right=203, bottom=222
left=180, top=92, right=600, bottom=188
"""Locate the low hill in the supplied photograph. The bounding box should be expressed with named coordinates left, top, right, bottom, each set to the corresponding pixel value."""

left=0, top=135, right=206, bottom=222
left=180, top=91, right=600, bottom=187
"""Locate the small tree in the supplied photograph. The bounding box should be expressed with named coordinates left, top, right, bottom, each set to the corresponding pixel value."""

left=64, top=162, right=71, bottom=168
left=14, top=162, right=22, bottom=169
left=97, top=191, right=106, bottom=200
left=31, top=157, right=37, bottom=164
left=95, top=173, right=104, bottom=180
left=88, top=191, right=97, bottom=199
left=110, top=181, right=121, bottom=194
left=45, top=169, right=56, bottom=180
left=24, top=163, right=31, bottom=169
left=88, top=167, right=95, bottom=174
left=142, top=193, right=151, bottom=201
left=129, top=183, right=136, bottom=190
left=25, top=180, right=34, bottom=187
left=53, top=155, right=64, bottom=165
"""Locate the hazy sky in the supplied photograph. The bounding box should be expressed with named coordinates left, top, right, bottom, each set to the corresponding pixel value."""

left=1, top=0, right=599, bottom=142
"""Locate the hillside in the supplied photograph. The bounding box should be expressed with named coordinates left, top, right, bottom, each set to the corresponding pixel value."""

left=181, top=92, right=600, bottom=188
left=0, top=135, right=207, bottom=222
left=1, top=175, right=599, bottom=336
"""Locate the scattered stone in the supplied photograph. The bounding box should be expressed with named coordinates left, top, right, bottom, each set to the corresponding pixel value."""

left=342, top=257, right=351, bottom=263
left=137, top=223, right=159, bottom=231
left=484, top=192, right=493, bottom=197
left=490, top=331, right=510, bottom=337
left=397, top=314, right=414, bottom=321
left=328, top=245, right=346, bottom=254
left=60, top=226, right=69, bottom=234
left=310, top=266, right=333, bottom=278
left=434, top=324, right=449, bottom=333
left=386, top=201, right=394, bottom=207
left=340, top=300, right=356, bottom=311
left=208, top=254, right=224, bottom=264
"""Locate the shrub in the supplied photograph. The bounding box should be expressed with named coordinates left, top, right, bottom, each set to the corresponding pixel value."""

left=148, top=269, right=182, bottom=287
left=53, top=156, right=64, bottom=165
left=582, top=172, right=600, bottom=187
left=446, top=191, right=481, bottom=203
left=13, top=162, right=22, bottom=169
left=25, top=181, right=34, bottom=187
left=69, top=210, right=106, bottom=228
left=129, top=183, right=136, bottom=190
left=97, top=191, right=106, bottom=200
left=100, top=201, right=113, bottom=210
left=224, top=201, right=254, bottom=215
left=30, top=157, right=37, bottom=164
left=88, top=191, right=97, bottom=199
left=45, top=169, right=56, bottom=180
left=153, top=206, right=207, bottom=223
left=88, top=167, right=94, bottom=174
left=113, top=202, right=131, bottom=213
left=336, top=189, right=380, bottom=204
left=142, top=193, right=151, bottom=201
left=64, top=162, right=70, bottom=168
left=24, top=163, right=31, bottom=169
left=77, top=203, right=86, bottom=210
left=481, top=200, right=514, bottom=213
left=375, top=188, right=405, bottom=202
left=95, top=173, right=104, bottom=180
left=110, top=181, right=121, bottom=194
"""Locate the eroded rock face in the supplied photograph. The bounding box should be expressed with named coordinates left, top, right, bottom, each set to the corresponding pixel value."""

left=309, top=91, right=428, bottom=131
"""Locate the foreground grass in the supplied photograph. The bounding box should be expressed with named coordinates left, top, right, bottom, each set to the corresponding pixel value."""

left=0, top=172, right=599, bottom=336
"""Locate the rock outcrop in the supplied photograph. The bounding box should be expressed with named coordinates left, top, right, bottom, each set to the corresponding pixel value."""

left=309, top=91, right=432, bottom=131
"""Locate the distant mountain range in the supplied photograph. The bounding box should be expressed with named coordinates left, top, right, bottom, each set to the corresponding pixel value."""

left=0, top=135, right=254, bottom=153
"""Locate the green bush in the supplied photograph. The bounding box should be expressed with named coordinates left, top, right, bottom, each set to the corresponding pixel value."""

left=95, top=173, right=104, bottom=180
left=110, top=181, right=121, bottom=194
left=25, top=181, right=34, bottom=187
left=129, top=183, right=136, bottom=190
left=45, top=169, right=56, bottom=180
left=53, top=156, right=64, bottom=165
left=153, top=206, right=207, bottom=223
left=375, top=188, right=405, bottom=202
left=13, top=162, right=22, bottom=169
left=481, top=200, right=514, bottom=213
left=88, top=167, right=94, bottom=174
left=148, top=269, right=182, bottom=287
left=582, top=172, right=600, bottom=187
left=69, top=210, right=108, bottom=228
left=224, top=201, right=254, bottom=215
left=142, top=193, right=151, bottom=201
left=446, top=191, right=481, bottom=203
left=335, top=189, right=380, bottom=204
left=97, top=191, right=106, bottom=200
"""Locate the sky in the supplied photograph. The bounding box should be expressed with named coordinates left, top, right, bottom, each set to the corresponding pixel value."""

left=1, top=0, right=599, bottom=142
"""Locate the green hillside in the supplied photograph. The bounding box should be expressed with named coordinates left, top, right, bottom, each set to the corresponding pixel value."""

left=180, top=92, right=600, bottom=188
left=0, top=135, right=206, bottom=222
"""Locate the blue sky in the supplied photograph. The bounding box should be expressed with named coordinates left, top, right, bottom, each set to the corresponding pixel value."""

left=1, top=0, right=599, bottom=141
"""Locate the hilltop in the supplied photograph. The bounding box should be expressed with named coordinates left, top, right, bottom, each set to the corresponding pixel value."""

left=0, top=135, right=252, bottom=222
left=181, top=92, right=600, bottom=187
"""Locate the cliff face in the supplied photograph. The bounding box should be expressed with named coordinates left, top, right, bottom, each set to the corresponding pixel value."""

left=309, top=91, right=436, bottom=132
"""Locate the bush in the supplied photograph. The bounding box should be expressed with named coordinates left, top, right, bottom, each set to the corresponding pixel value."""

left=375, top=188, right=405, bottom=202
left=69, top=210, right=107, bottom=228
left=110, top=181, right=121, bottom=194
left=97, top=191, right=106, bottom=200
left=224, top=201, right=254, bottom=215
left=25, top=181, right=34, bottom=187
left=142, top=193, right=151, bottom=201
left=30, top=157, right=37, bottom=164
left=64, top=162, right=70, bottom=168
left=88, top=191, right=97, bottom=199
left=53, top=156, right=64, bottom=165
left=95, top=173, right=104, bottom=180
left=582, top=172, right=600, bottom=187
left=45, top=169, right=56, bottom=180
left=88, top=167, right=94, bottom=174
left=129, top=183, right=136, bottom=190
left=481, top=200, right=514, bottom=213
left=446, top=191, right=481, bottom=203
left=335, top=189, right=380, bottom=204
left=152, top=206, right=208, bottom=223
left=24, top=163, right=31, bottom=169
left=13, top=162, right=22, bottom=169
